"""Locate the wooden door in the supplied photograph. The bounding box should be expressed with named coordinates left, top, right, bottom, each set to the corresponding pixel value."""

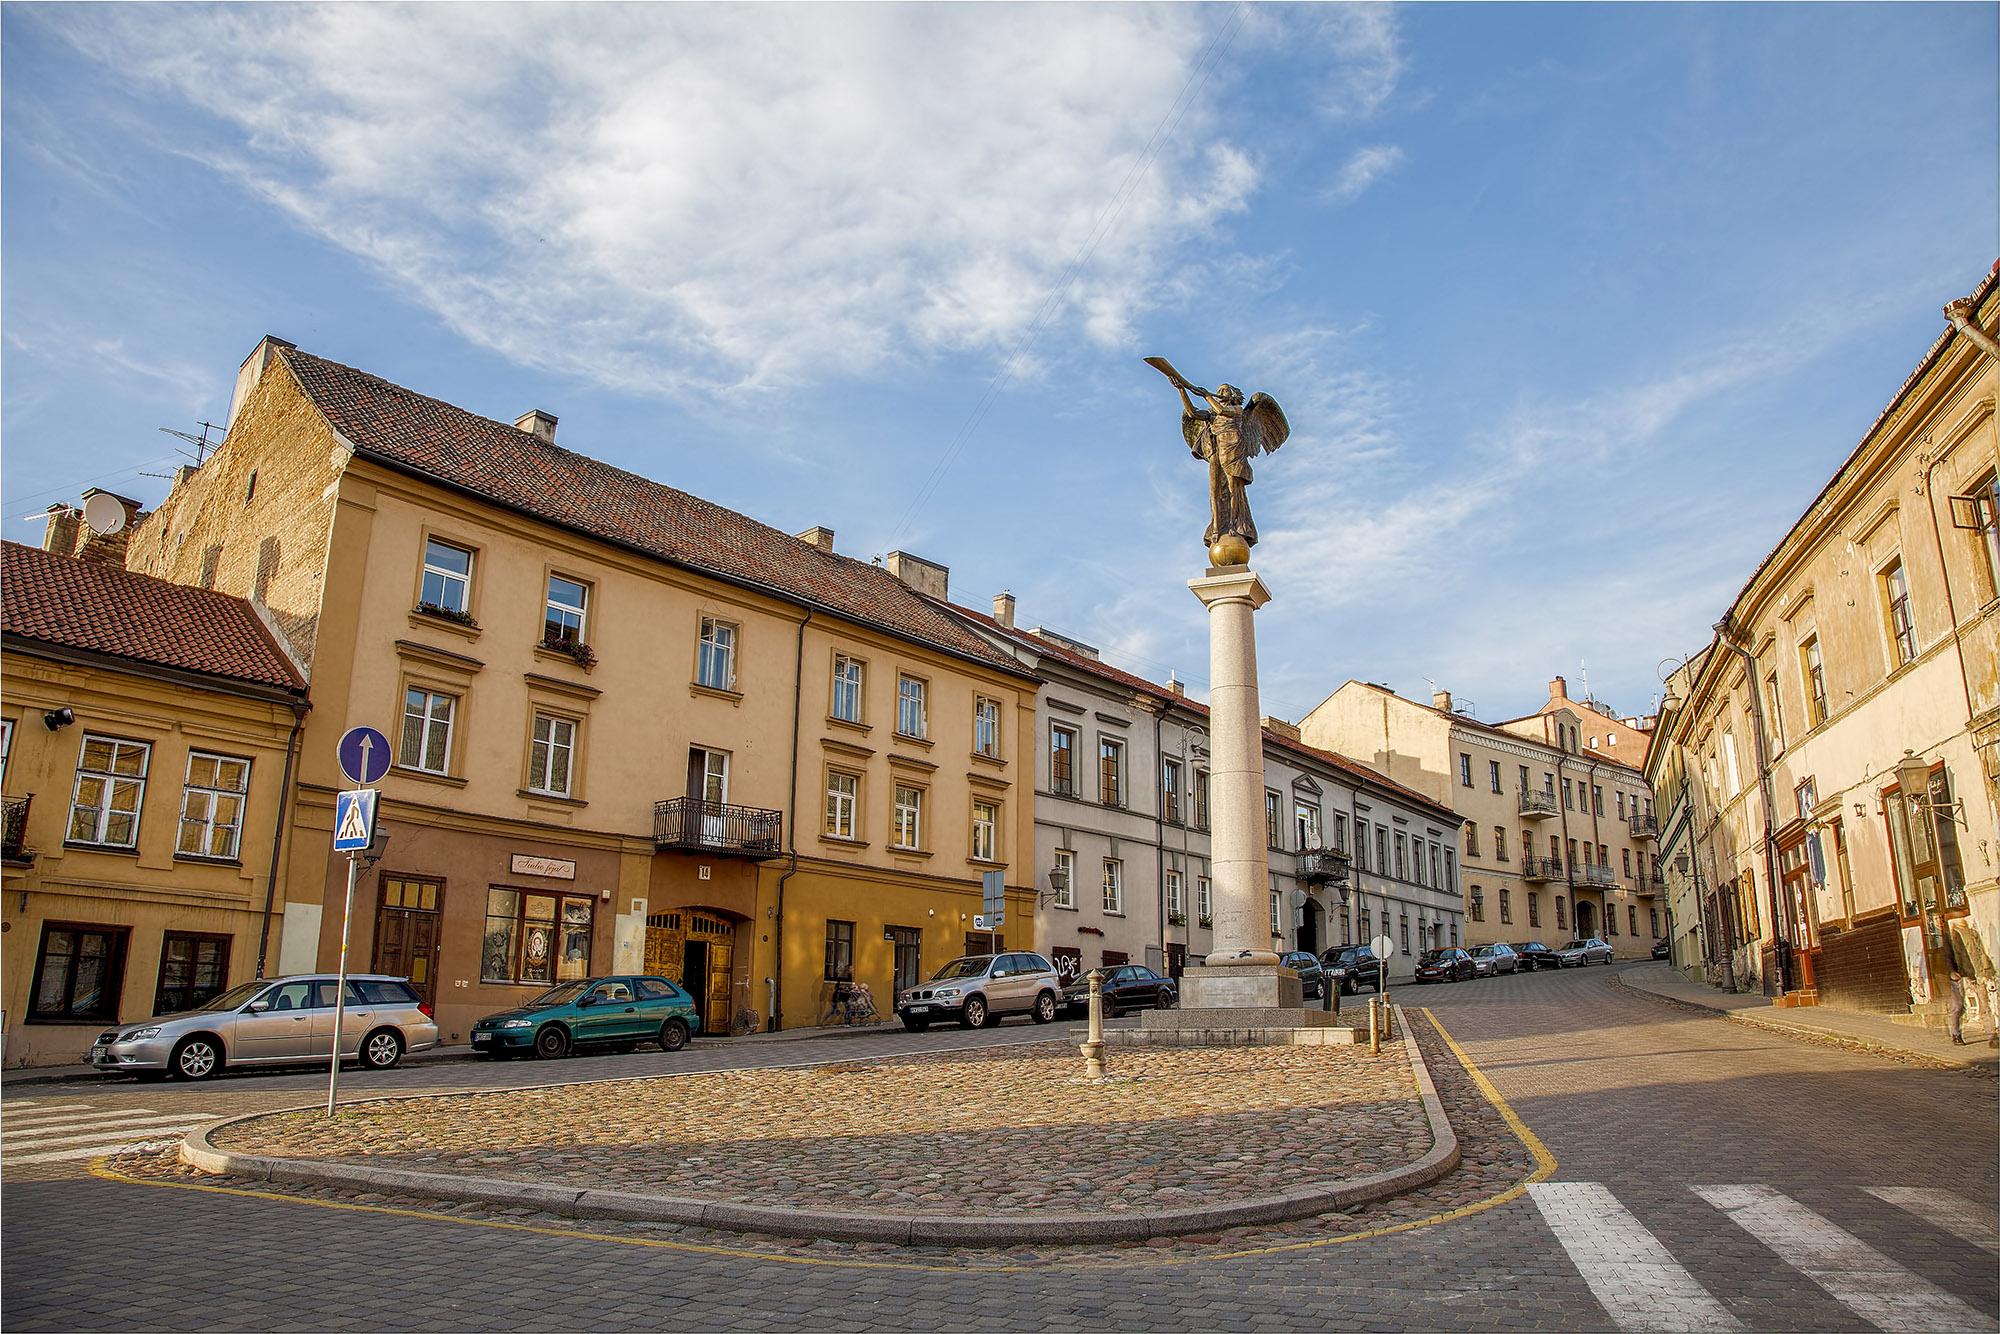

left=704, top=939, right=734, bottom=1035
left=374, top=877, right=443, bottom=1003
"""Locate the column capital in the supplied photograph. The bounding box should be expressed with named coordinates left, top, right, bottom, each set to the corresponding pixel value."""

left=1188, top=566, right=1272, bottom=610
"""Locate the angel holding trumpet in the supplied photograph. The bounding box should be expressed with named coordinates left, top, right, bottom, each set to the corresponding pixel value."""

left=1145, top=357, right=1289, bottom=566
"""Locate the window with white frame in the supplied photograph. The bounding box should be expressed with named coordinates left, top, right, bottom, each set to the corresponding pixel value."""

left=1197, top=875, right=1212, bottom=922
left=68, top=735, right=150, bottom=848
left=1102, top=858, right=1123, bottom=914
left=544, top=575, right=587, bottom=646
left=892, top=784, right=924, bottom=849
left=1052, top=848, right=1076, bottom=908
left=897, top=675, right=928, bottom=739
left=697, top=617, right=738, bottom=690
left=1296, top=800, right=1321, bottom=850
left=178, top=750, right=250, bottom=859
left=1165, top=868, right=1183, bottom=918
left=1801, top=634, right=1828, bottom=725
left=974, top=697, right=1001, bottom=757
left=400, top=688, right=456, bottom=773
left=1881, top=559, right=1916, bottom=666
left=420, top=538, right=472, bottom=613
left=528, top=714, right=575, bottom=796
left=831, top=655, right=864, bottom=723
left=1270, top=889, right=1282, bottom=938
left=824, top=770, right=858, bottom=838
left=970, top=800, right=998, bottom=861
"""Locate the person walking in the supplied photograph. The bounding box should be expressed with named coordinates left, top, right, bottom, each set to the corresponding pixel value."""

left=1946, top=921, right=1997, bottom=1048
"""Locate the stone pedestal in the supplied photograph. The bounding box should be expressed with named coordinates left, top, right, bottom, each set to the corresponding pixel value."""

left=1180, top=963, right=1301, bottom=1010
left=1188, top=565, right=1278, bottom=968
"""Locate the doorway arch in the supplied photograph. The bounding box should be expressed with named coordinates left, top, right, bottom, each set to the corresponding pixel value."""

left=1573, top=898, right=1597, bottom=939
left=1298, top=897, right=1324, bottom=956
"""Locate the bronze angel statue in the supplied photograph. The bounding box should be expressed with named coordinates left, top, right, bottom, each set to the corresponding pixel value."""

left=1146, top=357, right=1289, bottom=566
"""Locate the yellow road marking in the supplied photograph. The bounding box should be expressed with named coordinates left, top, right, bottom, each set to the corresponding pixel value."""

left=86, top=1011, right=1556, bottom=1273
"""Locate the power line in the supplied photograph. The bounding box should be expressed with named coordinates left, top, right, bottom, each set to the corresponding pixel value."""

left=8, top=454, right=184, bottom=520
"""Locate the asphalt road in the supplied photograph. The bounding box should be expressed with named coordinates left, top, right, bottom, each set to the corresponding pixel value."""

left=5, top=964, right=1996, bottom=1332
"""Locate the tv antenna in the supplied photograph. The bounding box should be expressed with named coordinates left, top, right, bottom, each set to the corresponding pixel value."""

left=159, top=421, right=226, bottom=465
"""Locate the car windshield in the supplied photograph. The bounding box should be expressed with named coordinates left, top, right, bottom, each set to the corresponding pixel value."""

left=1418, top=949, right=1452, bottom=964
left=201, top=981, right=271, bottom=1013
left=1562, top=941, right=1589, bottom=950
left=525, top=981, right=592, bottom=1008
left=1470, top=946, right=1494, bottom=956
left=1515, top=943, right=1544, bottom=951
left=1333, top=948, right=1369, bottom=964
left=931, top=957, right=991, bottom=981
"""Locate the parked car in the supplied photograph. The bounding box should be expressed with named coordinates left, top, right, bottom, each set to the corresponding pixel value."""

left=1414, top=948, right=1477, bottom=983
left=1553, top=937, right=1616, bottom=967
left=1651, top=939, right=1672, bottom=961
left=90, top=974, right=439, bottom=1081
left=1060, top=963, right=1179, bottom=1017
left=1279, top=950, right=1329, bottom=999
left=1511, top=942, right=1560, bottom=972
left=470, top=975, right=698, bottom=1060
left=1468, top=943, right=1520, bottom=977
left=896, top=952, right=1062, bottom=1030
left=1320, top=944, right=1387, bottom=995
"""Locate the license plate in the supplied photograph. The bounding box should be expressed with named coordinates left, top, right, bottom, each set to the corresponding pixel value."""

left=90, top=1045, right=106, bottom=1061
left=470, top=1032, right=489, bottom=1043
left=905, top=1005, right=929, bottom=1014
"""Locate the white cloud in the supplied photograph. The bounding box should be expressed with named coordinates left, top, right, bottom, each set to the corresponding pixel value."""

left=1309, top=5, right=1406, bottom=120
left=1323, top=144, right=1405, bottom=205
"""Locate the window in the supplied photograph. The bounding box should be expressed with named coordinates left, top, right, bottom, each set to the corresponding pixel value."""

left=1, top=716, right=12, bottom=788
left=1162, top=757, right=1183, bottom=822
left=155, top=932, right=230, bottom=1014
left=420, top=538, right=472, bottom=613
left=1400, top=914, right=1410, bottom=954
left=1443, top=848, right=1454, bottom=887
left=178, top=750, right=249, bottom=860
left=1394, top=832, right=1407, bottom=879
left=1266, top=791, right=1283, bottom=849
left=1629, top=905, right=1639, bottom=937
left=1970, top=470, right=2000, bottom=599
left=1433, top=845, right=1444, bottom=886
left=824, top=920, right=855, bottom=981
left=1650, top=908, right=1660, bottom=937
left=889, top=926, right=923, bottom=993
left=1471, top=885, right=1485, bottom=921
left=893, top=785, right=924, bottom=850
left=1765, top=672, right=1785, bottom=751
left=1052, top=848, right=1076, bottom=908
left=1295, top=801, right=1320, bottom=850
left=1622, top=848, right=1633, bottom=876
left=1465, top=823, right=1479, bottom=856
left=1562, top=778, right=1574, bottom=810
left=1458, top=753, right=1473, bottom=787
left=824, top=770, right=858, bottom=839
left=1165, top=869, right=1183, bottom=918
left=1102, top=858, right=1123, bottom=914
left=974, top=697, right=1001, bottom=757
left=831, top=655, right=865, bottom=724
left=67, top=735, right=149, bottom=848
left=1801, top=635, right=1828, bottom=726
left=1192, top=769, right=1210, bottom=827
left=970, top=800, right=998, bottom=861
left=1197, top=876, right=1212, bottom=923
left=1556, top=896, right=1568, bottom=929
left=1617, top=792, right=1626, bottom=819
left=400, top=688, right=456, bottom=773
left=1519, top=765, right=1531, bottom=792
left=1270, top=889, right=1283, bottom=938
left=29, top=924, right=127, bottom=1021
left=1592, top=786, right=1604, bottom=816
left=528, top=715, right=575, bottom=796
left=1528, top=893, right=1541, bottom=927
left=697, top=617, right=738, bottom=691
left=1099, top=737, right=1125, bottom=806
left=897, top=675, right=928, bottom=739
left=1411, top=839, right=1426, bottom=886
left=1881, top=559, right=1916, bottom=666
left=482, top=888, right=593, bottom=984
left=1050, top=724, right=1077, bottom=795
left=1377, top=826, right=1389, bottom=873
left=1333, top=812, right=1348, bottom=851
left=1495, top=826, right=1509, bottom=862
left=1607, top=904, right=1619, bottom=936
left=1360, top=908, right=1372, bottom=941
left=1722, top=731, right=1741, bottom=798
left=1488, top=760, right=1501, bottom=793
left=1450, top=922, right=1458, bottom=948
left=544, top=575, right=587, bottom=646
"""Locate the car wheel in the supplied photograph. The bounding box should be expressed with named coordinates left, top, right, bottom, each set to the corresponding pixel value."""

left=534, top=1024, right=572, bottom=1059
left=1340, top=977, right=1354, bottom=996
left=960, top=996, right=988, bottom=1029
left=1160, top=989, right=1179, bottom=1010
left=658, top=1018, right=690, bottom=1052
left=360, top=1028, right=404, bottom=1071
left=901, top=1016, right=931, bottom=1032
left=171, top=1035, right=223, bottom=1081
left=1032, top=991, right=1058, bottom=1024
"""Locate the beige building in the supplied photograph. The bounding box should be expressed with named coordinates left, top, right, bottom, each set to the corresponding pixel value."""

left=1301, top=678, right=1661, bottom=959
left=123, top=336, right=1040, bottom=1041
left=1646, top=264, right=2000, bottom=1018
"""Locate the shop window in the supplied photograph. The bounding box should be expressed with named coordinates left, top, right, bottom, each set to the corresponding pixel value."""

left=482, top=888, right=592, bottom=985
left=30, top=923, right=127, bottom=1021
left=155, top=932, right=230, bottom=1014
left=824, top=919, right=855, bottom=981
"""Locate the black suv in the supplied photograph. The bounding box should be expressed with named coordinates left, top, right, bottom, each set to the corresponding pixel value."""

left=1320, top=944, right=1386, bottom=995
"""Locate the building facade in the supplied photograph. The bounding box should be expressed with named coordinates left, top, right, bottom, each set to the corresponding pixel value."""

left=1646, top=265, right=2000, bottom=1018
left=122, top=336, right=1040, bottom=1041
left=1, top=541, right=309, bottom=1067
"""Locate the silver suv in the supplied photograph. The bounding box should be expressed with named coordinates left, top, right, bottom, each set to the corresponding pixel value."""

left=895, top=952, right=1062, bottom=1031
left=89, top=973, right=440, bottom=1080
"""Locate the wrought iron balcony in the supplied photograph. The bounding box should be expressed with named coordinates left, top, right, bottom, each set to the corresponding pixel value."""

left=1299, top=845, right=1351, bottom=886
left=653, top=798, right=783, bottom=859
left=1628, top=813, right=1659, bottom=840
left=2, top=794, right=32, bottom=865
left=1518, top=789, right=1559, bottom=819
left=1520, top=856, right=1563, bottom=883
left=1574, top=862, right=1617, bottom=888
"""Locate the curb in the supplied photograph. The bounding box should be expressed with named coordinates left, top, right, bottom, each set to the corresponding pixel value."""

left=180, top=1016, right=1460, bottom=1246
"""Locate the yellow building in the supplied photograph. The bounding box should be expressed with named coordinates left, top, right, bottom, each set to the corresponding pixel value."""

left=124, top=337, right=1040, bottom=1041
left=1, top=540, right=309, bottom=1068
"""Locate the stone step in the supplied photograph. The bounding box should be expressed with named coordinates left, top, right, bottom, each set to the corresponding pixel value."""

left=1104, top=1025, right=1363, bottom=1047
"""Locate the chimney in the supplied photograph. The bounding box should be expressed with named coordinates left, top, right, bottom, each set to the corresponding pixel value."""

left=43, top=505, right=81, bottom=558
left=1262, top=716, right=1300, bottom=742
left=885, top=550, right=948, bottom=600
left=515, top=409, right=558, bottom=444
left=796, top=526, right=835, bottom=554
left=993, top=590, right=1016, bottom=628
left=1550, top=675, right=1568, bottom=700
left=76, top=490, right=145, bottom=567
left=228, top=335, right=296, bottom=431
left=1027, top=627, right=1098, bottom=660
left=1431, top=688, right=1452, bottom=711
left=1167, top=672, right=1185, bottom=697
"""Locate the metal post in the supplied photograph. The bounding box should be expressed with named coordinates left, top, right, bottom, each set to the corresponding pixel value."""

left=1080, top=969, right=1106, bottom=1080
left=326, top=851, right=359, bottom=1117
left=1368, top=996, right=1380, bottom=1054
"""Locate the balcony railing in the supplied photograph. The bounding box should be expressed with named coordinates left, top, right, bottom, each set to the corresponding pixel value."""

left=1628, top=813, right=1659, bottom=840
left=2, top=794, right=32, bottom=864
left=1518, top=789, right=1559, bottom=819
left=1574, top=863, right=1616, bottom=888
left=652, top=798, right=783, bottom=859
left=1299, top=846, right=1351, bottom=886
left=1520, top=856, right=1563, bottom=883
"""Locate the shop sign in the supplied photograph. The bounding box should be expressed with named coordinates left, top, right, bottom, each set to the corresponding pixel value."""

left=511, top=853, right=577, bottom=880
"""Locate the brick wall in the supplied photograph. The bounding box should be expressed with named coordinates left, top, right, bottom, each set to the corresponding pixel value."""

left=1816, top=912, right=1911, bottom=1014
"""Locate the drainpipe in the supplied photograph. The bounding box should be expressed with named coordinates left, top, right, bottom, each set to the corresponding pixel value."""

left=1714, top=615, right=1784, bottom=989
left=1154, top=708, right=1168, bottom=969
left=771, top=607, right=814, bottom=1032
left=255, top=698, right=309, bottom=979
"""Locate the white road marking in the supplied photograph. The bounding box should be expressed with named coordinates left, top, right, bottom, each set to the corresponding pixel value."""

left=3, top=1102, right=96, bottom=1118
left=1528, top=1182, right=1742, bottom=1331
left=4, top=1135, right=198, bottom=1167
left=3, top=1107, right=183, bottom=1132
left=6, top=1112, right=219, bottom=1143
left=1694, top=1184, right=1999, bottom=1332
left=1865, top=1187, right=2000, bottom=1256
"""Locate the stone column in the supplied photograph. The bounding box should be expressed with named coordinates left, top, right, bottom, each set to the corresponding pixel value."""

left=1189, top=565, right=1278, bottom=967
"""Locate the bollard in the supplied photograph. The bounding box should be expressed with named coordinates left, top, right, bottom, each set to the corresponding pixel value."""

left=1368, top=996, right=1381, bottom=1055
left=1079, top=968, right=1106, bottom=1079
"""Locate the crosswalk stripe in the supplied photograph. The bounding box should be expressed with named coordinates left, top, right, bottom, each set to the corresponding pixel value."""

left=6, top=1112, right=219, bottom=1144
left=1694, top=1184, right=2000, bottom=1332
left=1864, top=1187, right=2000, bottom=1256
left=2, top=1107, right=177, bottom=1132
left=3, top=1104, right=102, bottom=1123
left=1528, top=1182, right=1741, bottom=1331
left=4, top=1102, right=96, bottom=1116
left=3, top=1135, right=197, bottom=1167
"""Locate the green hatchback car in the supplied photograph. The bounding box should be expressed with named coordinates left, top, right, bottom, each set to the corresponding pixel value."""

left=469, top=975, right=699, bottom=1060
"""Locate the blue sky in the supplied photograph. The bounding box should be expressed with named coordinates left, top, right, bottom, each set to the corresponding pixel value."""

left=4, top=3, right=1995, bottom=727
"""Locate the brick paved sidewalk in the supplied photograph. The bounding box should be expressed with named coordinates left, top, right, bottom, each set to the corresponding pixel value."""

left=1619, top=962, right=1999, bottom=1073
left=212, top=1041, right=1429, bottom=1216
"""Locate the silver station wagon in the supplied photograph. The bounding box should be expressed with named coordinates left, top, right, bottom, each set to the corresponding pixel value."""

left=89, top=973, right=439, bottom=1080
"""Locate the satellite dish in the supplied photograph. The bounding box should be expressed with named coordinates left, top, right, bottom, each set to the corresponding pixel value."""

left=81, top=493, right=127, bottom=535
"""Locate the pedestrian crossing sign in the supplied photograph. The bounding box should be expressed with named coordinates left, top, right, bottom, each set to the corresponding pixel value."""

left=333, top=788, right=378, bottom=852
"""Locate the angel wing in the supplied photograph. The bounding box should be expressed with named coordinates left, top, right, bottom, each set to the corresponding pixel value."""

left=1181, top=409, right=1215, bottom=461
left=1245, top=392, right=1290, bottom=455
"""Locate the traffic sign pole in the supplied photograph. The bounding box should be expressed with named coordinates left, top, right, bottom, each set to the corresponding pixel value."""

left=326, top=850, right=359, bottom=1117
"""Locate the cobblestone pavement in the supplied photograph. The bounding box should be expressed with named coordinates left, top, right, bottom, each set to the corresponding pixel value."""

left=7, top=965, right=1998, bottom=1331
left=211, top=1042, right=1423, bottom=1215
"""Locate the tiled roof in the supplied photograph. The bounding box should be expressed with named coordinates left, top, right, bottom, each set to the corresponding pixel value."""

left=1354, top=681, right=1646, bottom=778
left=2, top=542, right=306, bottom=693
left=275, top=347, right=1028, bottom=679
left=941, top=600, right=1461, bottom=823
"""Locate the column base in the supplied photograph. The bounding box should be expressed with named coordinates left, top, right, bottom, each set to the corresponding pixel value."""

left=1178, top=963, right=1302, bottom=1010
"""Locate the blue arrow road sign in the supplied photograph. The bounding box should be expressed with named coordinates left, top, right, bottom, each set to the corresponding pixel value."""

left=333, top=789, right=378, bottom=853
left=338, top=726, right=391, bottom=786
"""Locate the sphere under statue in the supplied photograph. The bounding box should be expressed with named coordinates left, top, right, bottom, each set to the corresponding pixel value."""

left=1208, top=534, right=1251, bottom=568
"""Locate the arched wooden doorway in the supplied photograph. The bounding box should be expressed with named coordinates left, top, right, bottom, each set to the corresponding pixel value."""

left=1573, top=898, right=1597, bottom=939
left=643, top=909, right=740, bottom=1035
